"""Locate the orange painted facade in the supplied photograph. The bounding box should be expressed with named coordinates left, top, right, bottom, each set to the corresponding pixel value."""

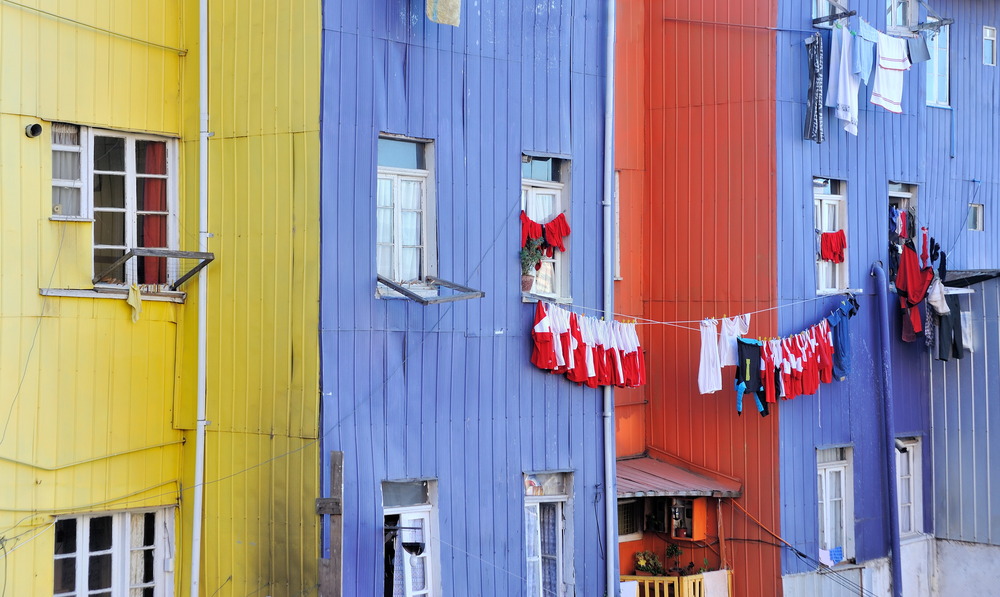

left=615, top=1, right=781, bottom=596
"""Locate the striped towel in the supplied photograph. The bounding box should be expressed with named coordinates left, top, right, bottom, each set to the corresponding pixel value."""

left=871, top=32, right=911, bottom=114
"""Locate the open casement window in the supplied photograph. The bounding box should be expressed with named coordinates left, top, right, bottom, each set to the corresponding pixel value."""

left=887, top=0, right=918, bottom=34
left=814, top=178, right=848, bottom=294
left=926, top=19, right=950, bottom=107
left=896, top=438, right=923, bottom=536
left=524, top=472, right=571, bottom=597
left=383, top=480, right=439, bottom=597
left=53, top=508, right=175, bottom=597
left=376, top=137, right=482, bottom=304
left=817, top=447, right=855, bottom=563
left=522, top=156, right=570, bottom=301
left=51, top=123, right=88, bottom=219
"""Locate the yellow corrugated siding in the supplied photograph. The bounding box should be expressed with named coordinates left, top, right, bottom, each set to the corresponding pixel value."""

left=182, top=0, right=322, bottom=593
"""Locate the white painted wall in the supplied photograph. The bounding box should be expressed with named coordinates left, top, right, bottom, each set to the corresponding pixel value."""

left=934, top=539, right=1000, bottom=596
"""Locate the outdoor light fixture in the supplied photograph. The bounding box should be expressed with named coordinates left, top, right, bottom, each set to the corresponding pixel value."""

left=670, top=503, right=684, bottom=521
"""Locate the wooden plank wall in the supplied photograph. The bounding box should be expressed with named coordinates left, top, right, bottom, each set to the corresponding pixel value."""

left=775, top=0, right=1000, bottom=579
left=637, top=1, right=782, bottom=596
left=320, top=0, right=612, bottom=595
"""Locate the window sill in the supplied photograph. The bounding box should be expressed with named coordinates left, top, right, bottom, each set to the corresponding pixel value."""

left=819, top=561, right=861, bottom=573
left=522, top=291, right=573, bottom=304
left=926, top=103, right=952, bottom=110
left=40, top=287, right=187, bottom=303
left=817, top=288, right=863, bottom=296
left=376, top=283, right=439, bottom=301
left=48, top=216, right=94, bottom=223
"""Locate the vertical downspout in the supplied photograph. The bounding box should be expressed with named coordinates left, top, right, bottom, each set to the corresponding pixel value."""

left=190, top=0, right=210, bottom=594
left=601, top=1, right=618, bottom=596
left=871, top=263, right=904, bottom=597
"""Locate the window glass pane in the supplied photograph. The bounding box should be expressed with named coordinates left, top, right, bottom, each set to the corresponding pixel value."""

left=377, top=247, right=392, bottom=278
left=95, top=211, right=126, bottom=246
left=400, top=248, right=421, bottom=281
left=540, top=503, right=559, bottom=595
left=143, top=513, right=156, bottom=547
left=94, top=174, right=126, bottom=208
left=526, top=192, right=557, bottom=223
left=94, top=249, right=127, bottom=284
left=399, top=180, right=422, bottom=210
left=138, top=256, right=168, bottom=285
left=401, top=212, right=421, bottom=246
left=378, top=139, right=424, bottom=169
left=533, top=261, right=556, bottom=295
left=52, top=123, right=80, bottom=146
left=523, top=158, right=556, bottom=182
left=986, top=39, right=995, bottom=64
left=830, top=501, right=844, bottom=546
left=53, top=187, right=82, bottom=216
left=377, top=178, right=393, bottom=207
left=137, top=178, right=167, bottom=212
left=382, top=481, right=429, bottom=508
left=94, top=136, right=125, bottom=171
left=377, top=208, right=394, bottom=243
left=136, top=141, right=167, bottom=175
left=138, top=215, right=168, bottom=248
left=525, top=504, right=541, bottom=597
left=53, top=150, right=81, bottom=180
left=88, top=553, right=113, bottom=589
left=901, top=505, right=912, bottom=533
left=90, top=516, right=113, bottom=551
left=53, top=558, right=76, bottom=592
left=55, top=519, right=77, bottom=555
left=829, top=470, right=843, bottom=499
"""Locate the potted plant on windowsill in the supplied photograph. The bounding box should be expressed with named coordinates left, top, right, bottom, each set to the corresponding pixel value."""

left=665, top=542, right=684, bottom=576
left=633, top=550, right=666, bottom=576
left=519, top=237, right=544, bottom=292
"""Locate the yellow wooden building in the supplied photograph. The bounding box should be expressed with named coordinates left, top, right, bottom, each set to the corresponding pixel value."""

left=0, top=1, right=320, bottom=595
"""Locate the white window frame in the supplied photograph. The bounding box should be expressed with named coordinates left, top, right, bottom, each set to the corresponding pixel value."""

left=521, top=176, right=571, bottom=302
left=926, top=19, right=950, bottom=107
left=53, top=508, right=175, bottom=597
left=375, top=138, right=438, bottom=297
left=814, top=178, right=849, bottom=295
left=968, top=203, right=985, bottom=231
left=985, top=27, right=997, bottom=66
left=51, top=123, right=89, bottom=220
left=525, top=496, right=566, bottom=597
left=384, top=504, right=437, bottom=597
left=817, top=447, right=855, bottom=562
left=617, top=499, right=643, bottom=542
left=896, top=438, right=923, bottom=536
left=887, top=0, right=918, bottom=35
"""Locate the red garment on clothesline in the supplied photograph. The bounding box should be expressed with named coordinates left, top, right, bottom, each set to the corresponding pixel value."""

left=820, top=230, right=847, bottom=263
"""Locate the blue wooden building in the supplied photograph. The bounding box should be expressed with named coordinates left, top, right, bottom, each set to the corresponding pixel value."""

left=318, top=1, right=615, bottom=595
left=775, top=1, right=1000, bottom=595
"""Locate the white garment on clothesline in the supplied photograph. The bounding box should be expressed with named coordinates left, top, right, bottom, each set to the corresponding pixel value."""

left=871, top=32, right=911, bottom=114
left=718, top=314, right=751, bottom=367
left=698, top=319, right=723, bottom=394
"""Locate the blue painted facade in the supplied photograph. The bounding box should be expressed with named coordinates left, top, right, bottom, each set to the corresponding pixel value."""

left=776, top=0, right=1000, bottom=579
left=319, top=1, right=613, bottom=595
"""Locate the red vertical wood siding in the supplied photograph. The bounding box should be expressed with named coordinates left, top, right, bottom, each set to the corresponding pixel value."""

left=616, top=1, right=781, bottom=596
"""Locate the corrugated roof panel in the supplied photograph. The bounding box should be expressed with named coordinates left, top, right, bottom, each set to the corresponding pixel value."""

left=616, top=456, right=742, bottom=498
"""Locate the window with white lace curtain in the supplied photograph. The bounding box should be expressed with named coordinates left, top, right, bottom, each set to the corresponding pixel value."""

left=383, top=480, right=439, bottom=597
left=521, top=156, right=571, bottom=300
left=376, top=137, right=437, bottom=286
left=817, top=447, right=855, bottom=562
left=524, top=472, right=573, bottom=597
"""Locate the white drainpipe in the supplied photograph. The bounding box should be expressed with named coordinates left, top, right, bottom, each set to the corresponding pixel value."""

left=602, top=0, right=618, bottom=596
left=189, top=0, right=210, bottom=593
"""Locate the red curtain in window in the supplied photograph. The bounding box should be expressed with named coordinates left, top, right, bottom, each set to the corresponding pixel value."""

left=141, top=143, right=167, bottom=284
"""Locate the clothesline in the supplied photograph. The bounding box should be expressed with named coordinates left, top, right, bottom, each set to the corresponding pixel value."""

left=531, top=292, right=857, bottom=332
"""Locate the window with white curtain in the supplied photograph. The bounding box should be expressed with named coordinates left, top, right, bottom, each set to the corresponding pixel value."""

left=896, top=438, right=923, bottom=536
left=383, top=480, right=439, bottom=597
left=521, top=156, right=570, bottom=300
left=524, top=472, right=572, bottom=597
left=817, top=447, right=855, bottom=562
left=814, top=178, right=848, bottom=294
left=53, top=508, right=175, bottom=597
left=377, top=137, right=436, bottom=285
left=927, top=20, right=950, bottom=107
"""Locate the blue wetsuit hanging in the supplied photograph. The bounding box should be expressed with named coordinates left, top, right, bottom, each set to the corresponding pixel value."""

left=735, top=338, right=768, bottom=417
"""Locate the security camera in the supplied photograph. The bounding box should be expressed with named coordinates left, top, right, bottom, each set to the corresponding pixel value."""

left=25, top=123, right=43, bottom=138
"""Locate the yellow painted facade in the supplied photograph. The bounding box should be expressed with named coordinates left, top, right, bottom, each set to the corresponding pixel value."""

left=0, top=1, right=320, bottom=595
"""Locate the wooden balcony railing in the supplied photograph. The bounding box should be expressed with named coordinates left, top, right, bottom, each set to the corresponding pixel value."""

left=620, top=570, right=731, bottom=597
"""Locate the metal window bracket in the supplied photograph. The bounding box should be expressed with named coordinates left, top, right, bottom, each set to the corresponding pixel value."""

left=92, top=248, right=215, bottom=290
left=377, top=275, right=485, bottom=305
left=813, top=9, right=856, bottom=26
left=911, top=1, right=953, bottom=32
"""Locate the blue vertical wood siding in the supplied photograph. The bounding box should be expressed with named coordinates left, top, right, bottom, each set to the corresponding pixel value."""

left=320, top=1, right=611, bottom=594
left=776, top=0, right=1000, bottom=575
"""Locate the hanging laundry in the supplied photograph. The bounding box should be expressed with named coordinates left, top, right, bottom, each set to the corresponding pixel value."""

left=804, top=33, right=826, bottom=143
left=920, top=227, right=930, bottom=268
left=895, top=244, right=933, bottom=341
left=871, top=32, right=911, bottom=114
left=826, top=25, right=861, bottom=135
left=734, top=338, right=768, bottom=417
left=820, top=230, right=847, bottom=263
left=907, top=33, right=931, bottom=64
left=936, top=295, right=964, bottom=360
left=760, top=340, right=779, bottom=404
left=815, top=320, right=835, bottom=384
left=531, top=301, right=558, bottom=369
left=718, top=314, right=751, bottom=367
left=543, top=213, right=571, bottom=253
left=853, top=18, right=878, bottom=85
left=698, top=319, right=723, bottom=394
left=521, top=210, right=543, bottom=247
left=827, top=299, right=858, bottom=381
